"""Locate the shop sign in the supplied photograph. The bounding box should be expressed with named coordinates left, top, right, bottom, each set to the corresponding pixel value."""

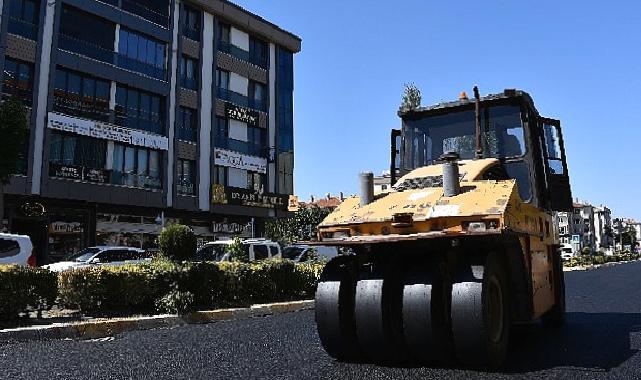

left=47, top=112, right=169, bottom=150
left=49, top=163, right=110, bottom=184
left=211, top=185, right=289, bottom=210
left=212, top=221, right=251, bottom=235
left=49, top=221, right=83, bottom=234
left=20, top=202, right=45, bottom=217
left=214, top=148, right=267, bottom=174
left=225, top=103, right=258, bottom=127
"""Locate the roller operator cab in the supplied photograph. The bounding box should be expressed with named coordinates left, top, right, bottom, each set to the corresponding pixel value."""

left=313, top=89, right=572, bottom=369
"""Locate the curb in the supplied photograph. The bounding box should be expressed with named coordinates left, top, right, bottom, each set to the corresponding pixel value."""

left=0, top=300, right=314, bottom=343
left=563, top=258, right=641, bottom=272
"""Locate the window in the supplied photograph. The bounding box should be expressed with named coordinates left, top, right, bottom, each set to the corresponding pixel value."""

left=177, top=107, right=197, bottom=142
left=218, top=22, right=230, bottom=44
left=118, top=28, right=166, bottom=80
left=249, top=37, right=268, bottom=68
left=49, top=132, right=107, bottom=170
left=247, top=171, right=265, bottom=193
left=213, top=165, right=227, bottom=186
left=179, top=56, right=198, bottom=90
left=247, top=126, right=267, bottom=157
left=7, top=0, right=39, bottom=39
left=177, top=159, right=195, bottom=195
left=112, top=143, right=161, bottom=189
left=216, top=69, right=229, bottom=90
left=121, top=0, right=170, bottom=27
left=253, top=245, right=268, bottom=261
left=59, top=6, right=115, bottom=63
left=3, top=58, right=33, bottom=105
left=53, top=68, right=110, bottom=121
left=182, top=5, right=200, bottom=40
left=276, top=47, right=294, bottom=194
left=249, top=81, right=266, bottom=111
left=115, top=85, right=164, bottom=134
left=0, top=238, right=21, bottom=258
left=543, top=123, right=565, bottom=175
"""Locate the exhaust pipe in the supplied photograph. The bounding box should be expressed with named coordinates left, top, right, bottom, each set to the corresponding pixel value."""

left=359, top=171, right=374, bottom=207
left=473, top=86, right=483, bottom=159
left=441, top=152, right=460, bottom=197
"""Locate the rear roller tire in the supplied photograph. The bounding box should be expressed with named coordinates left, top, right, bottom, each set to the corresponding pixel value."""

left=315, top=255, right=361, bottom=361
left=354, top=261, right=407, bottom=363
left=402, top=260, right=453, bottom=363
left=451, top=252, right=511, bottom=369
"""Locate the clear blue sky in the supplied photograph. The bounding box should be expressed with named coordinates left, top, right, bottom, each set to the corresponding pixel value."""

left=235, top=0, right=641, bottom=219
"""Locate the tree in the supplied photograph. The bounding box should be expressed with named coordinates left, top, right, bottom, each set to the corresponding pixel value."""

left=400, top=83, right=421, bottom=112
left=265, top=206, right=332, bottom=245
left=0, top=97, right=29, bottom=221
left=158, top=224, right=197, bottom=261
left=225, top=236, right=248, bottom=262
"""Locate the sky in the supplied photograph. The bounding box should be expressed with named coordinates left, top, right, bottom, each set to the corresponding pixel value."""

left=234, top=0, right=641, bottom=219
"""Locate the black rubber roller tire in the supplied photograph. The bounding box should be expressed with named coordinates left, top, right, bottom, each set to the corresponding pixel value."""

left=451, top=252, right=511, bottom=369
left=402, top=261, right=453, bottom=363
left=354, top=262, right=407, bottom=363
left=315, top=255, right=361, bottom=361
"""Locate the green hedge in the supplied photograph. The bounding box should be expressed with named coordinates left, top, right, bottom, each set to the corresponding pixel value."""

left=0, top=265, right=58, bottom=320
left=57, top=260, right=324, bottom=316
left=564, top=253, right=640, bottom=267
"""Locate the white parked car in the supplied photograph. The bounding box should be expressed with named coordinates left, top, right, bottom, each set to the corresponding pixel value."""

left=0, top=233, right=35, bottom=266
left=560, top=244, right=573, bottom=260
left=193, top=239, right=281, bottom=262
left=282, top=244, right=339, bottom=263
left=43, top=246, right=149, bottom=272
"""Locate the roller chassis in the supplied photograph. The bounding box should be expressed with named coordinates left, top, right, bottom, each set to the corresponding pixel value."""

left=314, top=232, right=565, bottom=369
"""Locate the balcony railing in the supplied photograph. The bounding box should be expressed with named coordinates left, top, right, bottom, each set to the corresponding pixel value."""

left=176, top=126, right=197, bottom=142
left=58, top=34, right=116, bottom=65
left=114, top=106, right=164, bottom=135
left=218, top=40, right=268, bottom=69
left=121, top=0, right=169, bottom=27
left=8, top=18, right=38, bottom=40
left=214, top=137, right=267, bottom=158
left=111, top=171, right=162, bottom=189
left=2, top=85, right=33, bottom=106
left=180, top=76, right=198, bottom=91
left=182, top=26, right=200, bottom=41
left=53, top=97, right=110, bottom=122
left=116, top=54, right=166, bottom=80
left=217, top=87, right=266, bottom=112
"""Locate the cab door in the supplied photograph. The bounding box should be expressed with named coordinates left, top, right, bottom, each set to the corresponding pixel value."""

left=540, top=118, right=572, bottom=211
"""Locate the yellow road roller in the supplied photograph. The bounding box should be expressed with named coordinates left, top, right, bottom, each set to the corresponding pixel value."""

left=313, top=88, right=572, bottom=368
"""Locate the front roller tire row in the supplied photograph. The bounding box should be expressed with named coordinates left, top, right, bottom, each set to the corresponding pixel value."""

left=315, top=252, right=516, bottom=369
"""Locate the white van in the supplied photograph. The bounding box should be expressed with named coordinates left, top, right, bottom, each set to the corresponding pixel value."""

left=194, top=239, right=281, bottom=262
left=0, top=233, right=35, bottom=266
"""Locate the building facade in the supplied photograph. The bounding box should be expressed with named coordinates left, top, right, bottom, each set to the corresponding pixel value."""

left=0, top=0, right=300, bottom=263
left=555, top=200, right=614, bottom=255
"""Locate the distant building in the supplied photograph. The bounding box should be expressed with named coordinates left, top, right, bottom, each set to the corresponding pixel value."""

left=555, top=199, right=613, bottom=255
left=299, top=193, right=345, bottom=211
left=593, top=205, right=613, bottom=250
left=373, top=171, right=392, bottom=195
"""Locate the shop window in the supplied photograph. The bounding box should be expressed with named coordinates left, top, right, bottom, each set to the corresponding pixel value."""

left=177, top=159, right=195, bottom=195
left=115, top=85, right=164, bottom=134
left=112, top=143, right=162, bottom=189
left=53, top=67, right=110, bottom=121
left=49, top=132, right=107, bottom=170
left=2, top=58, right=33, bottom=105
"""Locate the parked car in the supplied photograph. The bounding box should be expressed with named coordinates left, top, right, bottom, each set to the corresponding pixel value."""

left=0, top=233, right=35, bottom=266
left=43, top=246, right=149, bottom=272
left=282, top=244, right=339, bottom=263
left=193, top=239, right=281, bottom=262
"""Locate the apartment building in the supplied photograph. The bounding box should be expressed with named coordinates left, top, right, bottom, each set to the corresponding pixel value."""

left=0, top=0, right=300, bottom=262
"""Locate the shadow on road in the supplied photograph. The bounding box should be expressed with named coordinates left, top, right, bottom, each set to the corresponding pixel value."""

left=504, top=312, right=641, bottom=372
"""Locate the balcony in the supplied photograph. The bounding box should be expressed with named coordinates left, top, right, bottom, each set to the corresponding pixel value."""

left=182, top=26, right=200, bottom=41
left=114, top=106, right=164, bottom=135
left=53, top=97, right=110, bottom=122
left=121, top=0, right=169, bottom=27
left=218, top=40, right=268, bottom=69
left=217, top=87, right=266, bottom=112
left=7, top=18, right=38, bottom=40
left=111, top=171, right=162, bottom=189
left=214, top=138, right=267, bottom=158
left=176, top=126, right=197, bottom=142
left=58, top=34, right=116, bottom=65
left=116, top=54, right=166, bottom=80
left=180, top=76, right=198, bottom=91
left=2, top=84, right=33, bottom=106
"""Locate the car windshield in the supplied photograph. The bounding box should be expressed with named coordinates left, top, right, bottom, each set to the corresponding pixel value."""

left=196, top=244, right=232, bottom=261
left=67, top=248, right=101, bottom=262
left=403, top=105, right=525, bottom=167
left=282, top=246, right=305, bottom=259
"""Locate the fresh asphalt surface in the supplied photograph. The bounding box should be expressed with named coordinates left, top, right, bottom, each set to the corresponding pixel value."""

left=2, top=262, right=641, bottom=379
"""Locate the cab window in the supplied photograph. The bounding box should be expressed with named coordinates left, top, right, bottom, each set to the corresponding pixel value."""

left=253, top=245, right=269, bottom=260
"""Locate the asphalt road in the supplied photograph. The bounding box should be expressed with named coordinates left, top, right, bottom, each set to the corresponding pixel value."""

left=2, top=262, right=641, bottom=379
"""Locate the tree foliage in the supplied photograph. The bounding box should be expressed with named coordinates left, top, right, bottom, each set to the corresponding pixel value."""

left=0, top=97, right=28, bottom=184
left=265, top=207, right=332, bottom=245
left=158, top=224, right=197, bottom=261
left=226, top=236, right=249, bottom=262
left=400, top=82, right=421, bottom=112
